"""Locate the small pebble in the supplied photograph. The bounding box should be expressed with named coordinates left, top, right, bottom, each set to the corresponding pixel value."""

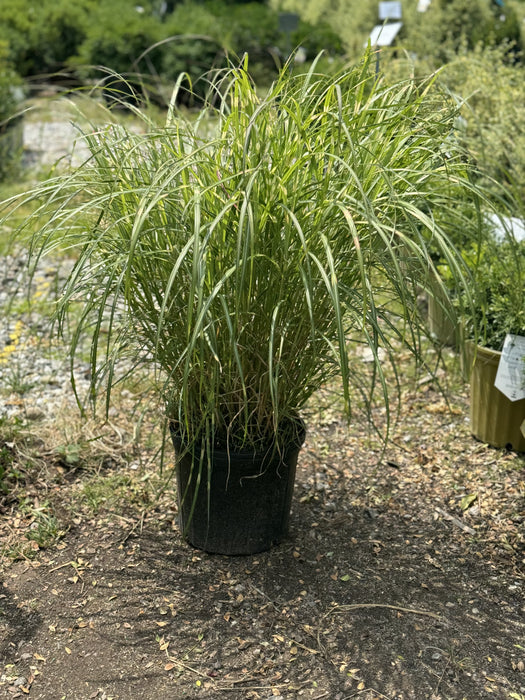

left=25, top=407, right=45, bottom=421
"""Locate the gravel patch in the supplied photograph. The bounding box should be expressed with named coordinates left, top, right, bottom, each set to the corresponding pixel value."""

left=0, top=251, right=92, bottom=421
left=1, top=120, right=95, bottom=421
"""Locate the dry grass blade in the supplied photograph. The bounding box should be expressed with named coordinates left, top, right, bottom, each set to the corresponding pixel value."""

left=326, top=603, right=443, bottom=621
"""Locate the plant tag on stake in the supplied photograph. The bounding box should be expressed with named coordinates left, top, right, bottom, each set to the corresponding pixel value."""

left=494, top=334, right=525, bottom=401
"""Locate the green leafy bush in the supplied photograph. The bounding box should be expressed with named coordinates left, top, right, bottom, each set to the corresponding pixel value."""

left=0, top=0, right=95, bottom=76
left=215, top=2, right=279, bottom=80
left=34, top=0, right=95, bottom=75
left=461, top=235, right=525, bottom=350
left=0, top=42, right=24, bottom=181
left=408, top=0, right=523, bottom=70
left=439, top=44, right=525, bottom=204
left=0, top=0, right=345, bottom=96
left=0, top=0, right=39, bottom=75
left=273, top=0, right=523, bottom=69
left=0, top=43, right=23, bottom=124
left=72, top=1, right=162, bottom=78
left=270, top=0, right=376, bottom=57
left=155, top=3, right=227, bottom=100
left=294, top=18, right=343, bottom=59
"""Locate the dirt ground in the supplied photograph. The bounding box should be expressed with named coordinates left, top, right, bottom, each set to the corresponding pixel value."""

left=1, top=353, right=525, bottom=700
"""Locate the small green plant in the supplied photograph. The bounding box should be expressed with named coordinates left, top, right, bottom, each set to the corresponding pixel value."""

left=462, top=236, right=525, bottom=350
left=0, top=444, right=16, bottom=495
left=55, top=442, right=82, bottom=467
left=0, top=499, right=66, bottom=558
left=0, top=362, right=37, bottom=396
left=0, top=416, right=25, bottom=496
left=78, top=473, right=145, bottom=514
left=25, top=508, right=63, bottom=549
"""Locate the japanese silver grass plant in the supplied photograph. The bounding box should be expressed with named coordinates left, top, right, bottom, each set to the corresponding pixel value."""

left=8, top=52, right=482, bottom=454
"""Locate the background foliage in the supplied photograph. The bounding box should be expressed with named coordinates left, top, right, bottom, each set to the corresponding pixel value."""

left=271, top=0, right=524, bottom=63
left=0, top=1, right=524, bottom=215
left=439, top=44, right=525, bottom=204
left=0, top=41, right=24, bottom=181
left=0, top=0, right=339, bottom=91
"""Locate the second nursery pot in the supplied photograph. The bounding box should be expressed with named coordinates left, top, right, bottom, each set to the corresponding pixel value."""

left=171, top=421, right=306, bottom=555
left=466, top=342, right=525, bottom=452
left=427, top=277, right=458, bottom=347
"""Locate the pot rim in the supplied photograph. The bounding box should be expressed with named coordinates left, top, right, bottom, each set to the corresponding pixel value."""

left=169, top=415, right=306, bottom=458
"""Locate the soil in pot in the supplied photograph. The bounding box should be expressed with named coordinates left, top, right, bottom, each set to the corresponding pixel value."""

left=171, top=421, right=306, bottom=555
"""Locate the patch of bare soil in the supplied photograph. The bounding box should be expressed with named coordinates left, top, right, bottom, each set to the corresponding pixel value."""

left=1, top=357, right=524, bottom=700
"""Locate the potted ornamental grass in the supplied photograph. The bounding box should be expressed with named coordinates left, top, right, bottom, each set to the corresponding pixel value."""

left=4, top=52, right=486, bottom=553
left=461, top=233, right=525, bottom=452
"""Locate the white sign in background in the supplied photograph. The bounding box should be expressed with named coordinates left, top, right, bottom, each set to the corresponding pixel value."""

left=494, top=334, right=525, bottom=401
left=379, top=1, right=403, bottom=20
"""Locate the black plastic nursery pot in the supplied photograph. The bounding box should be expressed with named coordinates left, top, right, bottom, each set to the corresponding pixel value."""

left=170, top=421, right=306, bottom=555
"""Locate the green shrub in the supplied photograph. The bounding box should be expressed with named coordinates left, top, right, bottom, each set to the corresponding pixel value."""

left=35, top=0, right=95, bottom=75
left=0, top=0, right=343, bottom=95
left=439, top=44, right=525, bottom=203
left=218, top=2, right=279, bottom=78
left=465, top=236, right=525, bottom=350
left=0, top=42, right=24, bottom=182
left=0, top=43, right=23, bottom=124
left=273, top=0, right=523, bottom=67
left=157, top=3, right=227, bottom=100
left=72, top=1, right=163, bottom=78
left=270, top=0, right=376, bottom=57
left=293, top=18, right=343, bottom=58
left=0, top=0, right=37, bottom=75
left=400, top=0, right=523, bottom=68
left=0, top=0, right=95, bottom=76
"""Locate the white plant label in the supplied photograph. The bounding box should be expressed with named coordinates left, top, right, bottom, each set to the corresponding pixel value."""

left=494, top=334, right=525, bottom=401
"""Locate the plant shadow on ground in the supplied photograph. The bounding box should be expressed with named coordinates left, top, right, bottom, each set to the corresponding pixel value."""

left=1, top=366, right=525, bottom=700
